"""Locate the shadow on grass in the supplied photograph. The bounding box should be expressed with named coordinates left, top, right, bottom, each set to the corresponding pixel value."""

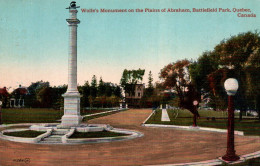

left=69, top=131, right=129, bottom=138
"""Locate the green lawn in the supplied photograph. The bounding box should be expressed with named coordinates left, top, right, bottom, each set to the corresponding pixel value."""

left=146, top=109, right=260, bottom=136
left=69, top=131, right=128, bottom=138
left=1, top=108, right=63, bottom=124
left=3, top=130, right=45, bottom=138
left=1, top=108, right=125, bottom=124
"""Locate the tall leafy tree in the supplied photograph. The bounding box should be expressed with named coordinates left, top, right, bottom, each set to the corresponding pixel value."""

left=208, top=31, right=260, bottom=120
left=148, top=71, right=153, bottom=89
left=79, top=81, right=90, bottom=107
left=37, top=87, right=53, bottom=108
left=189, top=52, right=219, bottom=93
left=25, top=81, right=50, bottom=107
left=113, top=85, right=122, bottom=98
left=0, top=87, right=9, bottom=108
left=120, top=68, right=145, bottom=97
left=160, top=59, right=200, bottom=125
left=145, top=71, right=154, bottom=97
left=52, top=85, right=67, bottom=109
left=98, top=77, right=106, bottom=97
left=104, top=83, right=113, bottom=97
left=90, top=75, right=97, bottom=98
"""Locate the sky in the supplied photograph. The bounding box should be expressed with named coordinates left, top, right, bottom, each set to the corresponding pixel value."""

left=0, top=0, right=259, bottom=91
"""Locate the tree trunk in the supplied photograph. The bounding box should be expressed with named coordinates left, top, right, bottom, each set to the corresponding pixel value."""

left=239, top=110, right=242, bottom=121
left=192, top=114, right=197, bottom=127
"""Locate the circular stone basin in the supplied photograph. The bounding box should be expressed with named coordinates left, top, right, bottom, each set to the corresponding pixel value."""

left=0, top=123, right=143, bottom=144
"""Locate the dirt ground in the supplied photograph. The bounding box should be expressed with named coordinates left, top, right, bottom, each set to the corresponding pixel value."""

left=0, top=109, right=259, bottom=166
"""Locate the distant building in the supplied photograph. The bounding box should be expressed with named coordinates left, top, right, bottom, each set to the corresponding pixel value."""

left=10, top=85, right=28, bottom=108
left=125, top=84, right=145, bottom=107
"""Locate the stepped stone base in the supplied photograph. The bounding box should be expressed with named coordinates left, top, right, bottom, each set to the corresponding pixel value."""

left=58, top=115, right=82, bottom=128
left=40, top=129, right=70, bottom=144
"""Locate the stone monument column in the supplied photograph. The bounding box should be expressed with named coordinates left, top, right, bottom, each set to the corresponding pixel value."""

left=61, top=1, right=82, bottom=127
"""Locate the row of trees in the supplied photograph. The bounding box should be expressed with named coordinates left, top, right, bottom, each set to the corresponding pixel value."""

left=191, top=31, right=260, bottom=120
left=22, top=75, right=122, bottom=109
left=80, top=75, right=122, bottom=108
left=159, top=31, right=260, bottom=120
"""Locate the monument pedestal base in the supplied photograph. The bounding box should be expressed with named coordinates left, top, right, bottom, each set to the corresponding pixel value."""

left=58, top=115, right=83, bottom=128
left=59, top=92, right=82, bottom=128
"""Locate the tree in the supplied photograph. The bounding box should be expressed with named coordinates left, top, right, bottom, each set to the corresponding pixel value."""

left=120, top=69, right=145, bottom=107
left=148, top=71, right=153, bottom=89
left=244, top=66, right=260, bottom=119
left=189, top=52, right=219, bottom=93
left=104, top=83, right=113, bottom=97
left=25, top=81, right=50, bottom=107
left=52, top=85, right=67, bottom=110
left=113, top=85, right=122, bottom=98
left=95, top=96, right=106, bottom=108
left=144, top=71, right=154, bottom=99
left=37, top=87, right=53, bottom=108
left=79, top=81, right=90, bottom=108
left=160, top=59, right=200, bottom=126
left=109, top=95, right=120, bottom=107
left=98, top=77, right=106, bottom=97
left=0, top=87, right=9, bottom=108
left=88, top=96, right=94, bottom=109
left=207, top=31, right=260, bottom=120
left=215, top=31, right=259, bottom=69
left=120, top=68, right=145, bottom=97
left=90, top=75, right=97, bottom=98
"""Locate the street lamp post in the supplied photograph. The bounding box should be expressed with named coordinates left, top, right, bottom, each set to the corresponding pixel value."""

left=222, top=78, right=240, bottom=161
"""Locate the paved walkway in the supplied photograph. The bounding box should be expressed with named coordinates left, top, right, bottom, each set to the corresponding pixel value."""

left=0, top=109, right=260, bottom=166
left=161, top=109, right=170, bottom=121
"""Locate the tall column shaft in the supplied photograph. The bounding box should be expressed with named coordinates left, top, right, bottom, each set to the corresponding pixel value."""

left=60, top=7, right=82, bottom=128
left=67, top=10, right=80, bottom=94
left=68, top=23, right=78, bottom=93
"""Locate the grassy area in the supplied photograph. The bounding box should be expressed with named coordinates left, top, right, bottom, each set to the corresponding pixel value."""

left=2, top=108, right=63, bottom=124
left=168, top=109, right=239, bottom=118
left=146, top=109, right=260, bottom=136
left=1, top=108, right=125, bottom=124
left=69, top=131, right=129, bottom=138
left=3, top=130, right=45, bottom=138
